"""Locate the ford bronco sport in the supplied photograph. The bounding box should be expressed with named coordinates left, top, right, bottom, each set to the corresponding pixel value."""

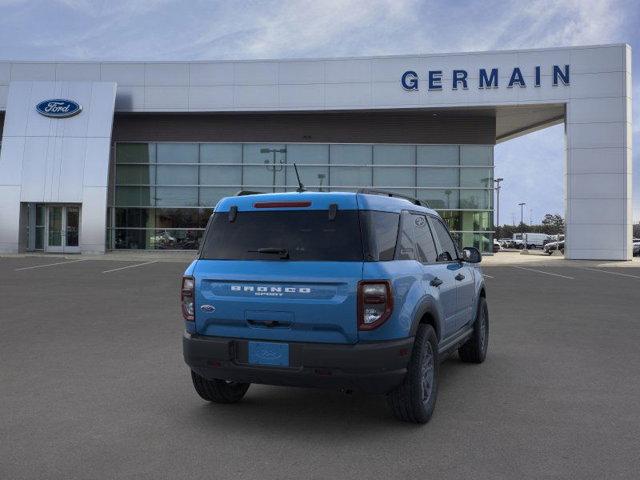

left=182, top=190, right=488, bottom=423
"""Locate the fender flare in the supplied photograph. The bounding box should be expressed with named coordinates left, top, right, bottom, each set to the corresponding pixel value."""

left=409, top=296, right=444, bottom=341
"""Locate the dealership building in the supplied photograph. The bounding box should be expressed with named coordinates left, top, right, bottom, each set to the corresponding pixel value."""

left=0, top=44, right=633, bottom=259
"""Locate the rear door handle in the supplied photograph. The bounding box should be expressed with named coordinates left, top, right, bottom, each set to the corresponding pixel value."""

left=430, top=277, right=443, bottom=287
left=455, top=273, right=465, bottom=281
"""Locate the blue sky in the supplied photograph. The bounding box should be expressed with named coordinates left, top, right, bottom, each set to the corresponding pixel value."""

left=0, top=0, right=638, bottom=225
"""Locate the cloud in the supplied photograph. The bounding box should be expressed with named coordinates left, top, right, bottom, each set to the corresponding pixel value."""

left=0, top=0, right=637, bottom=221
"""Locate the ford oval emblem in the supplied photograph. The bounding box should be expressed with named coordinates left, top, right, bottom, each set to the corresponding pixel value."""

left=36, top=99, right=82, bottom=118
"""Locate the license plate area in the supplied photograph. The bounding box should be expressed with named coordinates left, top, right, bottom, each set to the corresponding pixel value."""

left=248, top=341, right=290, bottom=367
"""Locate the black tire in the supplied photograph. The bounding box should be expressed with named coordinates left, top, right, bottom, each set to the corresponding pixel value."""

left=459, top=297, right=489, bottom=363
left=190, top=370, right=250, bottom=404
left=387, top=324, right=439, bottom=424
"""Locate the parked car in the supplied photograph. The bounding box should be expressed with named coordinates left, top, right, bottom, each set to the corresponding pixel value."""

left=493, top=239, right=501, bottom=253
left=543, top=240, right=565, bottom=255
left=633, top=238, right=640, bottom=256
left=513, top=232, right=553, bottom=249
left=182, top=190, right=489, bottom=424
left=498, top=238, right=516, bottom=249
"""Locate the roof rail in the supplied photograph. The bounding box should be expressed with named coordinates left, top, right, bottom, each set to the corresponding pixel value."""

left=235, top=190, right=264, bottom=196
left=357, top=188, right=428, bottom=208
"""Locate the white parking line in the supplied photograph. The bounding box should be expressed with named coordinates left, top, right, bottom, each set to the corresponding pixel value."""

left=580, top=267, right=640, bottom=279
left=102, top=261, right=158, bottom=274
left=482, top=273, right=495, bottom=279
left=512, top=266, right=574, bottom=280
left=15, top=259, right=86, bottom=271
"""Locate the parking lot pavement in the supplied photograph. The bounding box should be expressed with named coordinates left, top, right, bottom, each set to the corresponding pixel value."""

left=1, top=258, right=640, bottom=479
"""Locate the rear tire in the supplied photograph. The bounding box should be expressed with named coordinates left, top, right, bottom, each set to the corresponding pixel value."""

left=387, top=324, right=439, bottom=424
left=191, top=370, right=250, bottom=403
left=458, top=297, right=489, bottom=363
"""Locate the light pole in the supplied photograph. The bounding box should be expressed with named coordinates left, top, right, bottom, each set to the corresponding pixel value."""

left=494, top=178, right=503, bottom=227
left=518, top=202, right=527, bottom=253
left=261, top=147, right=287, bottom=193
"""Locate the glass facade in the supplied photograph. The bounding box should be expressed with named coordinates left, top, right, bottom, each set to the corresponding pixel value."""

left=109, top=142, right=494, bottom=252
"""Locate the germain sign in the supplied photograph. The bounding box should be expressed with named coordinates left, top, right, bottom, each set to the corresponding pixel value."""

left=401, top=65, right=570, bottom=91
left=36, top=99, right=82, bottom=118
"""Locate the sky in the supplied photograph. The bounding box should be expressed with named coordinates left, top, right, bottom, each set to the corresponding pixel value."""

left=0, top=0, right=638, bottom=225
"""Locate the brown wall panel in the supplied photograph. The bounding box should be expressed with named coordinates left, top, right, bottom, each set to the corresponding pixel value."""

left=112, top=111, right=496, bottom=145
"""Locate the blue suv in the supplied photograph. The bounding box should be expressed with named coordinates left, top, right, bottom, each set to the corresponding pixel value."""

left=182, top=190, right=488, bottom=423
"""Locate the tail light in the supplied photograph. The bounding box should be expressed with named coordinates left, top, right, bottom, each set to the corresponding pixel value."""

left=357, top=281, right=393, bottom=330
left=181, top=276, right=195, bottom=321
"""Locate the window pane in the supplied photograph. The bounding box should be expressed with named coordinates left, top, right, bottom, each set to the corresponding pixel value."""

left=286, top=144, right=329, bottom=190
left=461, top=145, right=493, bottom=165
left=418, top=189, right=459, bottom=209
left=417, top=145, right=459, bottom=165
left=115, top=208, right=154, bottom=228
left=360, top=211, right=399, bottom=261
left=200, top=144, right=242, bottom=164
left=200, top=166, right=242, bottom=185
left=157, top=143, right=198, bottom=164
left=35, top=205, right=45, bottom=226
left=395, top=211, right=416, bottom=261
left=460, top=211, right=493, bottom=231
left=155, top=208, right=202, bottom=228
left=430, top=217, right=458, bottom=261
left=330, top=144, right=371, bottom=165
left=329, top=145, right=372, bottom=189
left=460, top=189, right=492, bottom=209
left=115, top=186, right=154, bottom=207
left=155, top=187, right=198, bottom=207
left=35, top=226, right=44, bottom=249
left=156, top=165, right=198, bottom=185
left=460, top=168, right=493, bottom=188
left=330, top=167, right=371, bottom=188
left=201, top=211, right=363, bottom=261
left=460, top=232, right=492, bottom=253
left=114, top=228, right=203, bottom=250
left=418, top=167, right=458, bottom=187
left=116, top=143, right=155, bottom=164
left=413, top=214, right=438, bottom=263
left=199, top=187, right=240, bottom=207
left=116, top=165, right=155, bottom=185
left=373, top=145, right=414, bottom=188
left=440, top=211, right=461, bottom=231
left=243, top=144, right=286, bottom=190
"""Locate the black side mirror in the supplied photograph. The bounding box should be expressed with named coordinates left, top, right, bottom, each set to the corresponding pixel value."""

left=462, top=247, right=482, bottom=263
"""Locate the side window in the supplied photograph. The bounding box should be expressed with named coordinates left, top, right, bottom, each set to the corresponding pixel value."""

left=429, top=216, right=458, bottom=262
left=413, top=214, right=438, bottom=263
left=360, top=211, right=400, bottom=261
left=395, top=211, right=416, bottom=260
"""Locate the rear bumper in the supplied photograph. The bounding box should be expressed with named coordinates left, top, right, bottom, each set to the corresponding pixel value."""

left=183, top=332, right=413, bottom=394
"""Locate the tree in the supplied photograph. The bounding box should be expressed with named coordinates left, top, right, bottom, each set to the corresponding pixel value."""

left=542, top=214, right=564, bottom=230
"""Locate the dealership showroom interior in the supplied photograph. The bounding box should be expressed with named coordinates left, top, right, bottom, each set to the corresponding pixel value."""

left=1, top=1, right=639, bottom=479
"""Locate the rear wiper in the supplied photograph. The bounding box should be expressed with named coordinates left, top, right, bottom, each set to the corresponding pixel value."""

left=248, top=247, right=290, bottom=259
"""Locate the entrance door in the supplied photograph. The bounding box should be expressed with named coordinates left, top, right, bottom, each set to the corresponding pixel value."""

left=45, top=205, right=81, bottom=253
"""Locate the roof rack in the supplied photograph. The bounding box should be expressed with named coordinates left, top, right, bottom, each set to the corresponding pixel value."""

left=235, top=190, right=264, bottom=196
left=357, top=188, right=429, bottom=208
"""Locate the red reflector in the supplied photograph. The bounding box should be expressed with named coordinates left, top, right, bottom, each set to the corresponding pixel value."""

left=254, top=201, right=311, bottom=208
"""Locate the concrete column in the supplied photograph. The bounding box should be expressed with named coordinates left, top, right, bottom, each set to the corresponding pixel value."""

left=564, top=45, right=632, bottom=260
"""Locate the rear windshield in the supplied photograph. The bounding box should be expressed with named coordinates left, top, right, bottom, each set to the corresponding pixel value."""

left=200, top=210, right=365, bottom=261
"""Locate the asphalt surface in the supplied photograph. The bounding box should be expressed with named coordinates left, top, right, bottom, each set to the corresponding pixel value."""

left=1, top=257, right=640, bottom=479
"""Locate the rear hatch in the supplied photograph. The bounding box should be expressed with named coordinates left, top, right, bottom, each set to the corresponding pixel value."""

left=193, top=193, right=363, bottom=344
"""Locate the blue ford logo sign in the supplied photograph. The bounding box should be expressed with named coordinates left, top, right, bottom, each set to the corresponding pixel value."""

left=36, top=99, right=82, bottom=118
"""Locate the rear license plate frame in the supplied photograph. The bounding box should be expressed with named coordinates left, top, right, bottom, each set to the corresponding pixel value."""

left=248, top=341, right=290, bottom=367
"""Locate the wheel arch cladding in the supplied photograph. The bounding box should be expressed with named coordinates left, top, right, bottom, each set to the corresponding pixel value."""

left=410, top=299, right=442, bottom=341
